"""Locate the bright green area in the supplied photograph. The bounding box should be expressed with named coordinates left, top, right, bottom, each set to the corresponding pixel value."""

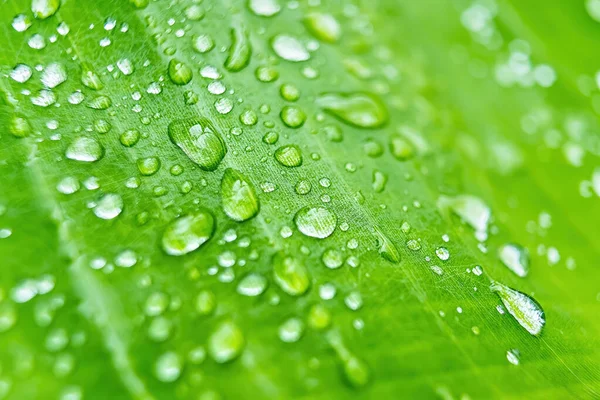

left=1, top=0, right=600, bottom=399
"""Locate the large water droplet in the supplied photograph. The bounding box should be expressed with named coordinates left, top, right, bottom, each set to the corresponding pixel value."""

left=316, top=92, right=388, bottom=129
left=490, top=280, right=545, bottom=336
left=32, top=0, right=60, bottom=19
left=221, top=168, right=259, bottom=222
left=168, top=59, right=193, bottom=85
left=162, top=211, right=215, bottom=256
left=154, top=352, right=182, bottom=382
left=272, top=252, right=310, bottom=296
left=275, top=145, right=302, bottom=167
left=65, top=137, right=104, bottom=162
left=168, top=118, right=226, bottom=171
left=271, top=35, right=310, bottom=62
left=498, top=243, right=530, bottom=278
left=93, top=193, right=123, bottom=220
left=41, top=63, right=67, bottom=89
left=294, top=206, right=336, bottom=239
left=224, top=27, right=251, bottom=72
left=208, top=320, right=245, bottom=363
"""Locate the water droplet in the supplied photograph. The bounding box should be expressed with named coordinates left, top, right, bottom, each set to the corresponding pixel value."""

left=506, top=349, right=520, bottom=366
left=66, top=137, right=104, bottom=162
left=390, top=135, right=415, bottom=161
left=93, top=193, right=123, bottom=220
left=490, top=280, right=545, bottom=336
left=168, top=118, right=227, bottom=171
left=192, top=34, right=214, bottom=53
left=316, top=92, right=388, bottom=129
left=280, top=106, right=306, bottom=128
left=374, top=226, right=400, bottom=263
left=87, top=95, right=112, bottom=110
left=162, top=211, right=215, bottom=256
left=498, top=243, right=530, bottom=278
left=9, top=115, right=31, bottom=138
left=10, top=64, right=33, bottom=83
left=137, top=157, right=161, bottom=176
left=208, top=320, right=245, bottom=363
left=117, top=58, right=135, bottom=75
left=271, top=34, right=310, bottom=62
left=32, top=0, right=60, bottom=19
left=41, top=63, right=67, bottom=88
left=344, top=291, right=363, bottom=311
left=435, top=247, right=450, bottom=261
left=279, top=318, right=304, bottom=343
left=372, top=170, right=387, bottom=192
left=195, top=290, right=216, bottom=316
left=295, top=179, right=311, bottom=195
left=272, top=252, right=310, bottom=296
left=275, top=145, right=302, bottom=167
left=308, top=304, right=331, bottom=330
left=280, top=83, right=300, bottom=101
left=221, top=168, right=260, bottom=222
left=120, top=129, right=140, bottom=147
left=12, top=14, right=32, bottom=32
left=237, top=273, right=268, bottom=296
left=304, top=12, right=341, bottom=43
left=255, top=66, right=279, bottom=82
left=81, top=65, right=104, bottom=90
left=224, top=27, right=251, bottom=72
left=168, top=59, right=193, bottom=85
left=248, top=0, right=280, bottom=16
left=327, top=331, right=370, bottom=388
left=438, top=195, right=491, bottom=236
left=294, top=206, right=336, bottom=239
left=154, top=352, right=182, bottom=382
left=322, top=248, right=343, bottom=269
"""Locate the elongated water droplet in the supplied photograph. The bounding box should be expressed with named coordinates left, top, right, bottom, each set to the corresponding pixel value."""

left=490, top=280, right=545, bottom=336
left=280, top=106, right=306, bottom=128
left=168, top=59, right=193, bottom=85
left=275, top=145, right=302, bottom=167
left=224, top=26, right=251, bottom=72
left=248, top=0, right=280, bottom=16
left=162, top=211, right=215, bottom=256
left=294, top=206, right=337, bottom=239
left=221, top=168, right=259, bottom=222
left=272, top=252, right=310, bottom=296
left=81, top=65, right=104, bottom=90
left=498, top=243, right=530, bottom=278
left=374, top=226, right=400, bottom=263
left=154, top=352, right=182, bottom=382
left=304, top=12, right=341, bottom=43
left=10, top=116, right=31, bottom=138
left=326, top=330, right=370, bottom=388
left=168, top=118, right=226, bottom=171
left=32, top=0, right=60, bottom=19
left=372, top=170, right=387, bottom=192
left=237, top=273, right=268, bottom=296
left=87, top=95, right=112, bottom=110
left=316, top=92, right=388, bottom=129
left=271, top=34, right=310, bottom=62
left=66, top=137, right=104, bottom=162
left=389, top=135, right=415, bottom=161
left=208, top=320, right=245, bottom=363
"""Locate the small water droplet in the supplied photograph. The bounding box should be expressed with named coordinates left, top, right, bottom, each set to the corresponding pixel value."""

left=272, top=252, right=310, bottom=296
left=304, top=12, right=341, bottom=43
left=93, top=193, right=123, bottom=220
left=168, top=59, right=193, bottom=85
left=221, top=168, right=260, bottom=222
left=224, top=26, right=251, bottom=72
left=271, top=34, right=310, bottom=62
left=208, top=320, right=245, bottom=363
left=66, top=137, right=104, bottom=162
left=161, top=211, right=215, bottom=256
left=294, top=206, right=336, bottom=239
left=275, top=145, right=302, bottom=167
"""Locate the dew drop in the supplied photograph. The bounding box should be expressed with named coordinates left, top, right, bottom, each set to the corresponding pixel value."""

left=161, top=211, right=215, bottom=256
left=66, top=137, right=104, bottom=162
left=272, top=252, right=310, bottom=296
left=224, top=26, right=251, bottom=72
left=168, top=118, right=227, bottom=171
left=32, top=0, right=60, bottom=19
left=374, top=226, right=400, bottom=263
left=304, top=12, right=341, bottom=43
left=221, top=168, right=260, bottom=222
left=93, top=193, right=123, bottom=220
left=498, top=243, right=530, bottom=278
left=294, top=206, right=336, bottom=239
left=208, top=320, right=245, bottom=363
left=271, top=34, right=310, bottom=62
left=248, top=0, right=280, bottom=16
left=490, top=280, right=545, bottom=336
left=168, top=59, right=193, bottom=85
left=275, top=145, right=302, bottom=167
left=237, top=273, right=268, bottom=296
left=316, top=92, right=388, bottom=129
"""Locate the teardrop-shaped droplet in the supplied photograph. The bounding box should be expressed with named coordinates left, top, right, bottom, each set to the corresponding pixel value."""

left=161, top=211, right=215, bottom=256
left=81, top=65, right=104, bottom=90
left=32, top=0, right=60, bottom=19
left=275, top=144, right=302, bottom=167
left=271, top=34, right=310, bottom=62
left=272, top=252, right=310, bottom=296
left=221, top=168, right=259, bottom=222
left=316, top=92, right=388, bottom=129
left=490, top=280, right=545, bottom=336
left=168, top=118, right=226, bottom=171
left=224, top=26, right=251, bottom=72
left=304, top=12, right=341, bottom=43
left=498, top=243, right=530, bottom=278
left=208, top=320, right=245, bottom=363
left=65, top=137, right=104, bottom=162
left=168, top=59, right=193, bottom=85
left=374, top=226, right=400, bottom=263
left=294, top=206, right=336, bottom=239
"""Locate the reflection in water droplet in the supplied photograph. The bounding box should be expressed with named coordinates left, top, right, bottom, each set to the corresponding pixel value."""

left=93, top=194, right=123, bottom=220
left=162, top=211, right=215, bottom=256
left=490, top=280, right=545, bottom=336
left=168, top=118, right=226, bottom=171
left=66, top=137, right=104, bottom=162
left=294, top=206, right=337, bottom=239
left=221, top=168, right=260, bottom=222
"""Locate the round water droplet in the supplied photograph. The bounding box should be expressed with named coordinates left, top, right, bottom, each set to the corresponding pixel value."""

left=195, top=290, right=216, bottom=316
left=192, top=34, right=214, bottom=53
left=120, top=129, right=140, bottom=147
left=93, top=193, right=123, bottom=220
left=237, top=273, right=268, bottom=296
left=41, top=63, right=67, bottom=89
left=32, top=0, right=60, bottom=19
left=322, top=248, right=343, bottom=269
left=154, top=352, right=182, bottom=382
left=280, top=106, right=306, bottom=128
left=168, top=59, right=193, bottom=85
left=221, top=168, right=260, bottom=222
left=162, top=211, right=215, bottom=256
left=248, top=0, right=280, bottom=16
left=275, top=145, right=302, bottom=167
left=208, top=320, right=245, bottom=363
left=137, top=157, right=161, bottom=176
left=294, top=206, right=337, bottom=239
left=279, top=318, right=304, bottom=343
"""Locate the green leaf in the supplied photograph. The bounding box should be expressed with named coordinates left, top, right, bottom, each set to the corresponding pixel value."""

left=1, top=0, right=600, bottom=399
